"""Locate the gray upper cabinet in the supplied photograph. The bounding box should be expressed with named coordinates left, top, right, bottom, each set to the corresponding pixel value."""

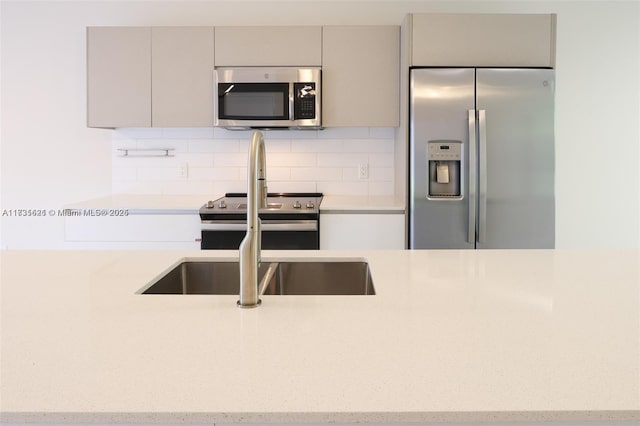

left=87, top=26, right=215, bottom=128
left=151, top=27, right=215, bottom=127
left=87, top=27, right=151, bottom=128
left=214, top=26, right=322, bottom=66
left=410, top=13, right=556, bottom=68
left=322, top=26, right=400, bottom=127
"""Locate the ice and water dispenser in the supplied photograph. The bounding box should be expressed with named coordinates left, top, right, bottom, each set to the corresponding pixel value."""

left=427, top=140, right=462, bottom=199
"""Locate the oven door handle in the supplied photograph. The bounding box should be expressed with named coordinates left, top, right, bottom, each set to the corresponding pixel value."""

left=201, top=220, right=318, bottom=232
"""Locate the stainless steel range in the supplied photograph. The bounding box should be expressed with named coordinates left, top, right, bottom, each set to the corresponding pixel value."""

left=199, top=192, right=323, bottom=250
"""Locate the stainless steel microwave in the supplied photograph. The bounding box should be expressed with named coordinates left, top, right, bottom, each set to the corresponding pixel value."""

left=214, top=67, right=321, bottom=129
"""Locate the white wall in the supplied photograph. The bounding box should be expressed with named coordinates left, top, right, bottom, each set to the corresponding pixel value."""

left=1, top=1, right=638, bottom=249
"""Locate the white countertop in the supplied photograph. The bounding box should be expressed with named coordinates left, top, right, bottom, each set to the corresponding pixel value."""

left=1, top=249, right=638, bottom=424
left=320, top=195, right=405, bottom=213
left=64, top=194, right=218, bottom=214
left=66, top=194, right=405, bottom=214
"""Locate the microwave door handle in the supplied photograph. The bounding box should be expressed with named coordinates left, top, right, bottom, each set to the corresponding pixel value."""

left=289, top=82, right=295, bottom=121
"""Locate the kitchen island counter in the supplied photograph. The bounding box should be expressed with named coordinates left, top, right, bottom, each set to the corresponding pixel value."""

left=1, top=249, right=638, bottom=424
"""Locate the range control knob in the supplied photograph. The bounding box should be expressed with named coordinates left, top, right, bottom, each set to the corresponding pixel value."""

left=306, top=202, right=315, bottom=209
left=206, top=200, right=215, bottom=209
left=218, top=200, right=227, bottom=209
left=293, top=201, right=302, bottom=209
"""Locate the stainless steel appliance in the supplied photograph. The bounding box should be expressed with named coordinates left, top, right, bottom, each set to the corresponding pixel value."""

left=214, top=67, right=321, bottom=129
left=199, top=193, right=322, bottom=250
left=409, top=68, right=555, bottom=249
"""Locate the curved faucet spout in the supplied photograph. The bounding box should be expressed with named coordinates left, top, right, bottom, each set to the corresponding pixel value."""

left=238, top=131, right=267, bottom=308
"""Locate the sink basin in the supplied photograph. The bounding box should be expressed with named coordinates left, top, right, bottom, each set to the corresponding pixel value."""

left=262, top=261, right=375, bottom=295
left=138, top=260, right=375, bottom=296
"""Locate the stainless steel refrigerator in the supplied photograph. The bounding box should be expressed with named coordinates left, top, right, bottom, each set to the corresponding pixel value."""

left=409, top=68, right=555, bottom=249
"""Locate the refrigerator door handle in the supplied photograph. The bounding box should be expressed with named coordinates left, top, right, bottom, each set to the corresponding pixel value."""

left=478, top=110, right=488, bottom=244
left=467, top=109, right=477, bottom=244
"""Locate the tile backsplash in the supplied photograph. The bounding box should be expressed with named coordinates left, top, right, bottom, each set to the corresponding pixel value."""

left=112, top=127, right=395, bottom=197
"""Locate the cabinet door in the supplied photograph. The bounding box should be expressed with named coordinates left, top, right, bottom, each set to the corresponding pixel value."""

left=320, top=213, right=405, bottom=250
left=215, top=26, right=322, bottom=66
left=152, top=27, right=215, bottom=127
left=411, top=14, right=556, bottom=67
left=64, top=214, right=201, bottom=249
left=87, top=27, right=151, bottom=128
left=322, top=26, right=400, bottom=127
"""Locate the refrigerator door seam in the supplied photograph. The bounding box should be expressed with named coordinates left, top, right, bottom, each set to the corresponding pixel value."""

left=478, top=109, right=488, bottom=245
left=467, top=109, right=477, bottom=244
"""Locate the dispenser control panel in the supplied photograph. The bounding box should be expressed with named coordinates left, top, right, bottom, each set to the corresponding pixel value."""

left=428, top=142, right=462, bottom=161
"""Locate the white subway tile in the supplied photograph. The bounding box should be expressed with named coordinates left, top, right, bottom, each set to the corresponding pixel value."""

left=317, top=181, right=368, bottom=196
left=318, top=127, right=369, bottom=139
left=317, top=153, right=367, bottom=168
left=178, top=153, right=214, bottom=168
left=188, top=139, right=239, bottom=153
left=161, top=180, right=215, bottom=196
left=213, top=128, right=252, bottom=139
left=342, top=167, right=359, bottom=181
left=369, top=152, right=394, bottom=167
left=291, top=167, right=342, bottom=181
left=292, top=139, right=343, bottom=153
left=369, top=127, right=395, bottom=139
left=237, top=138, right=293, bottom=153
left=264, top=129, right=318, bottom=139
left=268, top=152, right=316, bottom=167
left=114, top=128, right=163, bottom=139
left=189, top=167, right=240, bottom=181
left=212, top=180, right=249, bottom=194
left=113, top=154, right=186, bottom=168
left=370, top=167, right=394, bottom=182
left=137, top=139, right=188, bottom=153
left=111, top=127, right=396, bottom=199
left=268, top=181, right=317, bottom=193
left=369, top=181, right=394, bottom=196
left=265, top=140, right=292, bottom=153
left=112, top=180, right=163, bottom=194
left=162, top=127, right=214, bottom=139
left=343, top=139, right=393, bottom=153
left=138, top=167, right=185, bottom=181
left=213, top=153, right=249, bottom=167
left=266, top=167, right=291, bottom=181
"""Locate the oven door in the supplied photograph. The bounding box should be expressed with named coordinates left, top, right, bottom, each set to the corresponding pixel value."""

left=201, top=220, right=319, bottom=250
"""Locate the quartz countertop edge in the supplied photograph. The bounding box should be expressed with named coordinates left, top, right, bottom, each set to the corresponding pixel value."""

left=2, top=409, right=638, bottom=424
left=1, top=249, right=638, bottom=424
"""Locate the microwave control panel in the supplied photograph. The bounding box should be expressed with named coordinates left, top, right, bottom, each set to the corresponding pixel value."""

left=294, top=83, right=317, bottom=120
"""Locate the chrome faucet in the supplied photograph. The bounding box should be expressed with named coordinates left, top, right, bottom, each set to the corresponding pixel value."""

left=238, top=131, right=268, bottom=308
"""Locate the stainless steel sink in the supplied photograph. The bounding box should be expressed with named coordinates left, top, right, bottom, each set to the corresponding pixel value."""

left=262, top=261, right=375, bottom=295
left=138, top=260, right=375, bottom=295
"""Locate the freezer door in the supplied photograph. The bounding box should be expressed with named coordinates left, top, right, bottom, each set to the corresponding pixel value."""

left=409, top=68, right=475, bottom=249
left=476, top=69, right=555, bottom=248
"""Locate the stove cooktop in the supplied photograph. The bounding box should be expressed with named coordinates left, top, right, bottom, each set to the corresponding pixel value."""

left=199, top=192, right=323, bottom=216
